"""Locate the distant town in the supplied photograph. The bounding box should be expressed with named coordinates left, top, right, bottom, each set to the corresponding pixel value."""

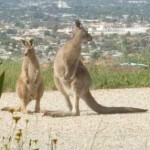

left=1, top=0, right=150, bottom=65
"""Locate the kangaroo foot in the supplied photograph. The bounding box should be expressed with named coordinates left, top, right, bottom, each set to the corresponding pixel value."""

left=34, top=107, right=40, bottom=113
left=21, top=108, right=31, bottom=114
left=43, top=110, right=80, bottom=117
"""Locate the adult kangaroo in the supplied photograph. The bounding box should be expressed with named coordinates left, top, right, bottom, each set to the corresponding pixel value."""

left=47, top=20, right=147, bottom=117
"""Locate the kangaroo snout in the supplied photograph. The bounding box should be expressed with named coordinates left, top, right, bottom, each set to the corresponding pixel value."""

left=24, top=52, right=28, bottom=56
left=24, top=49, right=29, bottom=56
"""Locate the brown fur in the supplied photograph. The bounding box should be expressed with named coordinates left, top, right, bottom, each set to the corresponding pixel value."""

left=43, top=20, right=147, bottom=117
left=16, top=39, right=44, bottom=113
left=2, top=39, right=44, bottom=113
left=43, top=20, right=148, bottom=117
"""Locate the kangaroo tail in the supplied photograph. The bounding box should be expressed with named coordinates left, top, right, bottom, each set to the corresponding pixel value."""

left=81, top=90, right=147, bottom=114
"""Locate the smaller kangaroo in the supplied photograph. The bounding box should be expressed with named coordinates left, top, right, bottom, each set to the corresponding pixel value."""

left=15, top=39, right=44, bottom=113
left=44, top=20, right=147, bottom=117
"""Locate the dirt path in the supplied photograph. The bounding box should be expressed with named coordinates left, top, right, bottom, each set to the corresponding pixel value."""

left=0, top=88, right=150, bottom=150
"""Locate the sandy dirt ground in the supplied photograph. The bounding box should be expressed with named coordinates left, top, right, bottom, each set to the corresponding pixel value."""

left=0, top=88, right=150, bottom=150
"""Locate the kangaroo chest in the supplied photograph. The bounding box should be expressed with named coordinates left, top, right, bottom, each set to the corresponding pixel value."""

left=28, top=63, right=38, bottom=80
left=27, top=83, right=39, bottom=99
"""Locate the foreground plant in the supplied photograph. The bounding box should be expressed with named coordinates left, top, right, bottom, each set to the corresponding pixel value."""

left=0, top=61, right=5, bottom=98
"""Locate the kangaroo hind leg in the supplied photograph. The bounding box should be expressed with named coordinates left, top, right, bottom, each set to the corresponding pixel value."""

left=43, top=76, right=73, bottom=117
left=54, top=76, right=72, bottom=111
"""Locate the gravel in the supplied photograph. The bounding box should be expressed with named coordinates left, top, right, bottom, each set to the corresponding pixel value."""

left=0, top=88, right=150, bottom=150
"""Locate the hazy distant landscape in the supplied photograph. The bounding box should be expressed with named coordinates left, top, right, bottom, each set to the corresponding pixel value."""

left=0, top=0, right=150, bottom=63
left=1, top=0, right=150, bottom=91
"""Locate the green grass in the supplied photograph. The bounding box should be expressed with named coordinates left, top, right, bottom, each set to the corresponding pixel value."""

left=42, top=65, right=56, bottom=90
left=0, top=60, right=56, bottom=92
left=0, top=60, right=21, bottom=92
left=89, top=65, right=150, bottom=89
left=1, top=57, right=150, bottom=92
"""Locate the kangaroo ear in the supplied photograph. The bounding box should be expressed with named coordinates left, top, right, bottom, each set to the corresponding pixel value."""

left=21, top=39, right=27, bottom=47
left=75, top=20, right=81, bottom=29
left=29, top=38, right=34, bottom=46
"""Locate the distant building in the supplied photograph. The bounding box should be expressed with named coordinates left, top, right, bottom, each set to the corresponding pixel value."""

left=128, top=1, right=147, bottom=4
left=57, top=0, right=70, bottom=8
left=81, top=52, right=91, bottom=60
left=57, top=27, right=72, bottom=35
